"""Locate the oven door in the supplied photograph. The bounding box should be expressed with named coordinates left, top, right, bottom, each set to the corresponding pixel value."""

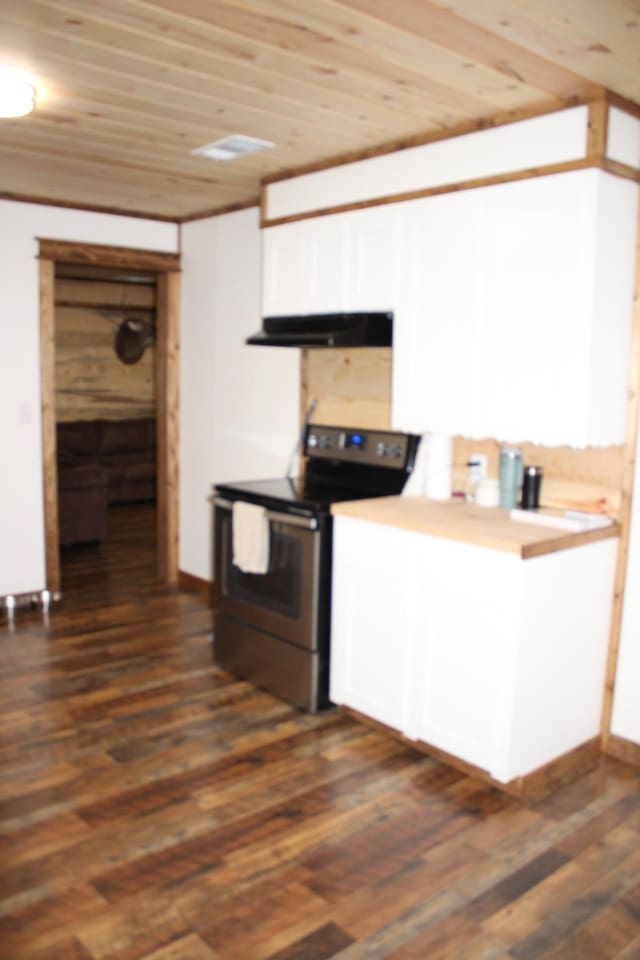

left=214, top=497, right=321, bottom=651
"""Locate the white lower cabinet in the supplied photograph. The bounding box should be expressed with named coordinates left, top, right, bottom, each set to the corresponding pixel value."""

left=330, top=515, right=618, bottom=782
left=410, top=539, right=520, bottom=774
left=329, top=519, right=418, bottom=732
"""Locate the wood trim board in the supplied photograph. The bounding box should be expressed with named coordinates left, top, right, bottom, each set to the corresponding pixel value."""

left=261, top=93, right=640, bottom=228
left=178, top=570, right=213, bottom=603
left=343, top=707, right=602, bottom=802
left=0, top=192, right=179, bottom=223
left=39, top=258, right=60, bottom=596
left=262, top=95, right=595, bottom=188
left=605, top=734, right=640, bottom=767
left=601, top=190, right=640, bottom=745
left=587, top=96, right=609, bottom=160
left=38, top=240, right=181, bottom=595
left=38, top=239, right=181, bottom=272
left=155, top=271, right=181, bottom=585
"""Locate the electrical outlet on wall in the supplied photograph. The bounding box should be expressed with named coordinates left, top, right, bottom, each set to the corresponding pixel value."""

left=469, top=453, right=488, bottom=484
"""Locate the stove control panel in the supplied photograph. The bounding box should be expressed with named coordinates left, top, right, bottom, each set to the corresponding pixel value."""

left=305, top=424, right=417, bottom=470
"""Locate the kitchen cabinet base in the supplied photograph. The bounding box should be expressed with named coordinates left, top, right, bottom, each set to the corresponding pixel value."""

left=605, top=733, right=640, bottom=768
left=342, top=706, right=602, bottom=802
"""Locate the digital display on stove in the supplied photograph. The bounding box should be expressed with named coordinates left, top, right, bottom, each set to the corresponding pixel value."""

left=345, top=432, right=366, bottom=450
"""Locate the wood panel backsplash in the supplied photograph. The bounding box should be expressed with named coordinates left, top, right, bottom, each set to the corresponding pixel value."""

left=303, top=348, right=392, bottom=429
left=55, top=278, right=156, bottom=422
left=453, top=437, right=624, bottom=518
left=302, top=347, right=624, bottom=518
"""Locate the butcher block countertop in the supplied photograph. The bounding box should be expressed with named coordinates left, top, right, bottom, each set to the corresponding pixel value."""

left=331, top=497, right=620, bottom=559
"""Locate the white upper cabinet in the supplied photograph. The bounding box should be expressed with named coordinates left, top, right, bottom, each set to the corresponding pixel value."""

left=391, top=188, right=486, bottom=437
left=262, top=168, right=637, bottom=447
left=344, top=204, right=402, bottom=311
left=392, top=170, right=638, bottom=446
left=262, top=213, right=351, bottom=316
left=262, top=204, right=402, bottom=317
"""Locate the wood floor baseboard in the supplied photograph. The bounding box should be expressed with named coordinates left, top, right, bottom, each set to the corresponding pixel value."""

left=605, top=733, right=640, bottom=767
left=342, top=707, right=602, bottom=802
left=178, top=570, right=213, bottom=603
left=506, top=737, right=602, bottom=803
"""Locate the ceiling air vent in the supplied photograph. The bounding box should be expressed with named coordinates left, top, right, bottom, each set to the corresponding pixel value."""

left=192, top=134, right=275, bottom=161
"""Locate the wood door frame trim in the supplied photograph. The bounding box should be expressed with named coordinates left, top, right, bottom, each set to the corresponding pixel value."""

left=39, top=239, right=181, bottom=593
left=40, top=258, right=59, bottom=591
left=38, top=239, right=180, bottom=271
left=601, top=194, right=640, bottom=743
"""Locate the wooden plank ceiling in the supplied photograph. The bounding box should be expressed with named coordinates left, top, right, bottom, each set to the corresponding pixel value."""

left=0, top=0, right=638, bottom=221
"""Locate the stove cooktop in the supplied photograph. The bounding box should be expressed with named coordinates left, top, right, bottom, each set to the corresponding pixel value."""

left=214, top=425, right=420, bottom=517
left=214, top=475, right=374, bottom=516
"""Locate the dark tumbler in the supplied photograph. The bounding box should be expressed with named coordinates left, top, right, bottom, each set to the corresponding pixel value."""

left=521, top=466, right=543, bottom=509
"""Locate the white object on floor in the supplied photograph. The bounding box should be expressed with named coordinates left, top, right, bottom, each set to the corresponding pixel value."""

left=232, top=501, right=270, bottom=574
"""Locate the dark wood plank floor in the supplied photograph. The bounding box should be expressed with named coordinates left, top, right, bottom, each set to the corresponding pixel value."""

left=1, top=504, right=639, bottom=959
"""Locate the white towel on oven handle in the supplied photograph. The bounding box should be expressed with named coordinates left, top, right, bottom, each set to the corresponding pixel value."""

left=232, top=501, right=270, bottom=574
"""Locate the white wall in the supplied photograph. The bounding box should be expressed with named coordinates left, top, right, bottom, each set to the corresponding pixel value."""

left=0, top=200, right=178, bottom=597
left=179, top=207, right=300, bottom=582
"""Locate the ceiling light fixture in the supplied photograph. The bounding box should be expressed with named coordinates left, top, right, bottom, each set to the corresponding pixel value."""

left=0, top=66, right=36, bottom=118
left=192, top=134, right=275, bottom=161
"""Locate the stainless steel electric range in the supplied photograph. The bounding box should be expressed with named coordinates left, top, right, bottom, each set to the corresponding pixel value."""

left=212, top=424, right=419, bottom=712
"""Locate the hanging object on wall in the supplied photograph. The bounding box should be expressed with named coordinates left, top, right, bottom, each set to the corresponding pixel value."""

left=114, top=317, right=154, bottom=364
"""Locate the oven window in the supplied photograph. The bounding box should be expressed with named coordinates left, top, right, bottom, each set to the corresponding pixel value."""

left=226, top=526, right=303, bottom=620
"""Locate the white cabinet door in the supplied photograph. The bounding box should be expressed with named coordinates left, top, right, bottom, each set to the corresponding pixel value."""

left=331, top=517, right=515, bottom=769
left=392, top=189, right=485, bottom=436
left=262, top=215, right=351, bottom=316
left=411, top=537, right=520, bottom=772
left=476, top=170, right=636, bottom=446
left=392, top=170, right=637, bottom=446
left=331, top=516, right=617, bottom=783
left=262, top=205, right=399, bottom=318
left=345, top=204, right=400, bottom=312
left=330, top=518, right=418, bottom=733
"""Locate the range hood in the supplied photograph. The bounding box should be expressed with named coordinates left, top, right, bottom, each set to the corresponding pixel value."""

left=246, top=311, right=393, bottom=348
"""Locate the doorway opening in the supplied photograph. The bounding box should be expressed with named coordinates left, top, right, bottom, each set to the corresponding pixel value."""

left=39, top=239, right=181, bottom=601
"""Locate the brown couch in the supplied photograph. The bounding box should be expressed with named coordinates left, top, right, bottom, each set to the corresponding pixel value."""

left=57, top=418, right=156, bottom=545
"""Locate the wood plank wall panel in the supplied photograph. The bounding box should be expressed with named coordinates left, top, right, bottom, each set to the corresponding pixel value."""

left=2, top=1, right=639, bottom=218
left=440, top=0, right=640, bottom=102
left=304, top=348, right=392, bottom=431
left=302, top=349, right=623, bottom=514
left=453, top=437, right=624, bottom=517
left=54, top=279, right=156, bottom=422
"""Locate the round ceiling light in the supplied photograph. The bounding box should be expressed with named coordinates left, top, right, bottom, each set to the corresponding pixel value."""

left=0, top=66, right=36, bottom=118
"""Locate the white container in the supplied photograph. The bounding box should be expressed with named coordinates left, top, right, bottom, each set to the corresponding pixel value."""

left=476, top=477, right=500, bottom=507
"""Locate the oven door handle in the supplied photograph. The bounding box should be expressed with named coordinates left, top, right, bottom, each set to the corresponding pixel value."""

left=213, top=496, right=318, bottom=531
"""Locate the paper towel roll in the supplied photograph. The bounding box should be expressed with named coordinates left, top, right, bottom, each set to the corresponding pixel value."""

left=402, top=432, right=452, bottom=500
left=424, top=433, right=453, bottom=500
left=401, top=434, right=428, bottom=497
